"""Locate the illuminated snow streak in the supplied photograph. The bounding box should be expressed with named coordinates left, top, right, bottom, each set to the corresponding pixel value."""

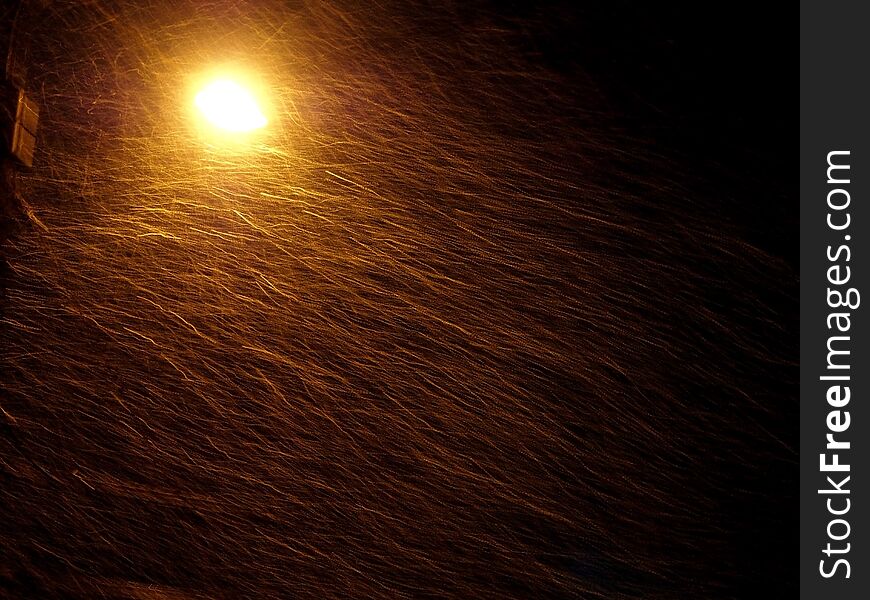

left=0, top=1, right=795, bottom=599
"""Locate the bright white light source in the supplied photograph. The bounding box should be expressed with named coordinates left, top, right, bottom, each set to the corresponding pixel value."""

left=195, top=79, right=267, bottom=132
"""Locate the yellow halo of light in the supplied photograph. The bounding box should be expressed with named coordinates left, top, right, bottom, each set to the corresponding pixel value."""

left=194, top=78, right=268, bottom=133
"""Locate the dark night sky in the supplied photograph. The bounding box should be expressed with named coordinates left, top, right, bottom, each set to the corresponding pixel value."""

left=498, top=0, right=794, bottom=263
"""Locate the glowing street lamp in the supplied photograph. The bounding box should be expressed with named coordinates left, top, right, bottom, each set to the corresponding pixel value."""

left=194, top=78, right=268, bottom=134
